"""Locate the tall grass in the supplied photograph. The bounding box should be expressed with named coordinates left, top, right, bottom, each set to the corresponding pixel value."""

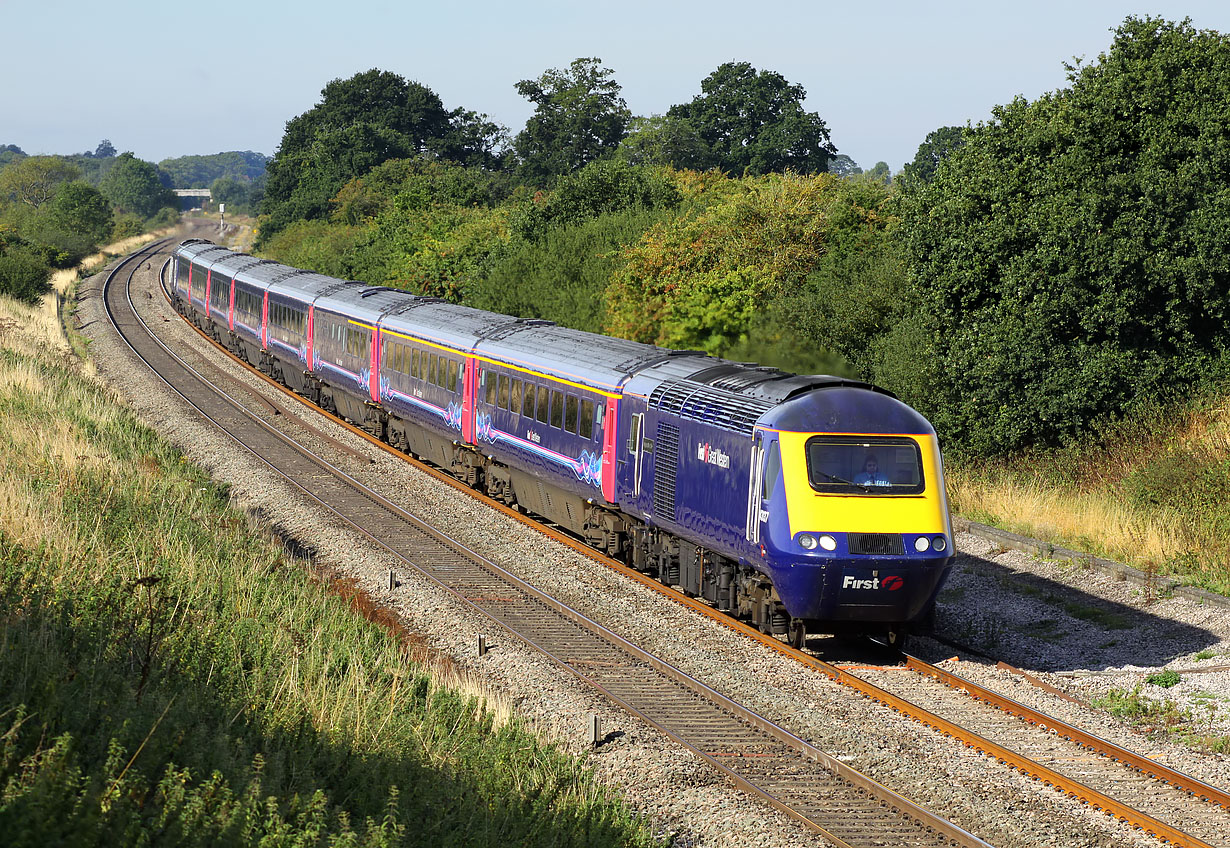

left=0, top=277, right=657, bottom=845
left=948, top=390, right=1230, bottom=596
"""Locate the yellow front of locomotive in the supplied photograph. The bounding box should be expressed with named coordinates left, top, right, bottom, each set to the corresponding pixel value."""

left=757, top=388, right=953, bottom=633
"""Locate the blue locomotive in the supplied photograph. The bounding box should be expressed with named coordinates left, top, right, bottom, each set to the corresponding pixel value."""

left=172, top=239, right=953, bottom=646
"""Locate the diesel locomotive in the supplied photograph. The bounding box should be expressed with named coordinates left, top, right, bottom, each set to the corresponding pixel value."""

left=172, top=238, right=953, bottom=646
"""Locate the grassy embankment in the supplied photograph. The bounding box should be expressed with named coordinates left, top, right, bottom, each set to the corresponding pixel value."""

left=0, top=254, right=657, bottom=845
left=947, top=387, right=1230, bottom=598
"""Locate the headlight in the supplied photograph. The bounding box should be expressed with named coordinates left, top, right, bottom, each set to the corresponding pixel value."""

left=932, top=535, right=948, bottom=552
left=797, top=534, right=819, bottom=550
left=914, top=536, right=931, bottom=552
left=818, top=534, right=837, bottom=552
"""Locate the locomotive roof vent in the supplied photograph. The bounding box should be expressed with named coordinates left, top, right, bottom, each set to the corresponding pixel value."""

left=650, top=380, right=773, bottom=435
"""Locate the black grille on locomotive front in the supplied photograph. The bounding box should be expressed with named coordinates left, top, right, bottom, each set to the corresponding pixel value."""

left=848, top=533, right=905, bottom=555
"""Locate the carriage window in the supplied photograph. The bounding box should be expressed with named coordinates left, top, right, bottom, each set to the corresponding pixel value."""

left=565, top=395, right=578, bottom=433
left=550, top=390, right=563, bottom=428
left=523, top=382, right=537, bottom=418
left=535, top=385, right=550, bottom=423
left=427, top=354, right=437, bottom=385
left=580, top=399, right=594, bottom=439
left=498, top=375, right=509, bottom=409
left=510, top=379, right=522, bottom=414
left=804, top=436, right=925, bottom=496
left=485, top=370, right=497, bottom=404
left=447, top=359, right=458, bottom=392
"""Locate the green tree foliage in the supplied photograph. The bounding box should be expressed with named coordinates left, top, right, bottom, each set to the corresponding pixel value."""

left=99, top=152, right=176, bottom=219
left=863, top=162, right=892, bottom=185
left=20, top=181, right=115, bottom=264
left=0, top=145, right=26, bottom=169
left=827, top=154, right=862, bottom=177
left=0, top=237, right=51, bottom=302
left=511, top=158, right=680, bottom=241
left=606, top=172, right=864, bottom=352
left=91, top=139, right=117, bottom=158
left=0, top=156, right=81, bottom=209
left=158, top=150, right=267, bottom=188
left=617, top=115, right=709, bottom=169
left=513, top=58, right=631, bottom=185
left=260, top=70, right=505, bottom=245
left=898, top=125, right=966, bottom=186
left=667, top=62, right=836, bottom=175
left=896, top=16, right=1230, bottom=455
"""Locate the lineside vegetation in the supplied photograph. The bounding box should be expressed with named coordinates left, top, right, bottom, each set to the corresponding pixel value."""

left=0, top=283, right=658, bottom=846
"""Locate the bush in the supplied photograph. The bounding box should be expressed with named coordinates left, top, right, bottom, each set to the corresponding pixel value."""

left=893, top=17, right=1230, bottom=455
left=110, top=212, right=143, bottom=241
left=0, top=247, right=51, bottom=302
left=471, top=207, right=664, bottom=331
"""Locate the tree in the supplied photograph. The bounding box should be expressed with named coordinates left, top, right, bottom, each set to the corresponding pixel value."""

left=99, top=152, right=176, bottom=218
left=159, top=151, right=268, bottom=188
left=512, top=58, right=631, bottom=185
left=617, top=115, right=709, bottom=169
left=864, top=161, right=891, bottom=184
left=260, top=69, right=503, bottom=244
left=93, top=139, right=117, bottom=159
left=893, top=16, right=1230, bottom=455
left=899, top=126, right=966, bottom=186
left=0, top=144, right=25, bottom=169
left=0, top=156, right=81, bottom=208
left=667, top=62, right=836, bottom=175
left=45, top=181, right=113, bottom=245
left=511, top=158, right=680, bottom=241
left=827, top=154, right=862, bottom=177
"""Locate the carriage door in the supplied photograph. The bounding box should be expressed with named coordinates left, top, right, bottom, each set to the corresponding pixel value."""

left=628, top=412, right=645, bottom=498
left=746, top=432, right=765, bottom=544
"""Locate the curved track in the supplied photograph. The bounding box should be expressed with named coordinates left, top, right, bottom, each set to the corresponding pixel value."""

left=96, top=238, right=1230, bottom=847
left=101, top=242, right=994, bottom=847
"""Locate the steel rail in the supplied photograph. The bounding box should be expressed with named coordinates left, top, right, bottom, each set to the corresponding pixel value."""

left=101, top=243, right=995, bottom=848
left=147, top=244, right=1226, bottom=847
left=902, top=655, right=1230, bottom=809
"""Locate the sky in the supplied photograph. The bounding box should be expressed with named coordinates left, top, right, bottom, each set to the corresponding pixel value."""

left=4, top=1, right=1230, bottom=174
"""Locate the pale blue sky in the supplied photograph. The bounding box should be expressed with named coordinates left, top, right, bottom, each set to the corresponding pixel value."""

left=5, top=1, right=1229, bottom=172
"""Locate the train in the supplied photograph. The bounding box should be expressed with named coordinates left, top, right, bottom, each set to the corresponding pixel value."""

left=170, top=238, right=954, bottom=647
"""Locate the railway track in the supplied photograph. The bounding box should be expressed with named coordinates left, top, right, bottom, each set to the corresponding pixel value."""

left=94, top=238, right=1230, bottom=847
left=101, top=242, right=992, bottom=847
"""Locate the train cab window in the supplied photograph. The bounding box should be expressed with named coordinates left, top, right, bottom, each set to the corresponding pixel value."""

left=510, top=379, right=522, bottom=414
left=761, top=441, right=781, bottom=500
left=805, top=436, right=924, bottom=496
left=580, top=399, right=595, bottom=440
left=498, top=375, right=509, bottom=409
left=549, top=390, right=563, bottom=428
left=536, top=386, right=550, bottom=424
left=564, top=395, right=578, bottom=433
left=447, top=359, right=458, bottom=392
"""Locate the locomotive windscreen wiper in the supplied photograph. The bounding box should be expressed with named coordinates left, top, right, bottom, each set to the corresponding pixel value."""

left=817, top=470, right=872, bottom=491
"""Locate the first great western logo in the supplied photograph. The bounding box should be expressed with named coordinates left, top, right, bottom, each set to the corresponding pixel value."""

left=696, top=442, right=730, bottom=468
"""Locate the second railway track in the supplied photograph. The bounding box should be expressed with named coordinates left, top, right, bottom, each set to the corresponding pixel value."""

left=85, top=236, right=1230, bottom=848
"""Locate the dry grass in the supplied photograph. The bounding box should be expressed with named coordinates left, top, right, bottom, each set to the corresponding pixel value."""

left=949, top=393, right=1230, bottom=594
left=947, top=470, right=1190, bottom=567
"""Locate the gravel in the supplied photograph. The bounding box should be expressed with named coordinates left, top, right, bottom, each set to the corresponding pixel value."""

left=72, top=230, right=1228, bottom=847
